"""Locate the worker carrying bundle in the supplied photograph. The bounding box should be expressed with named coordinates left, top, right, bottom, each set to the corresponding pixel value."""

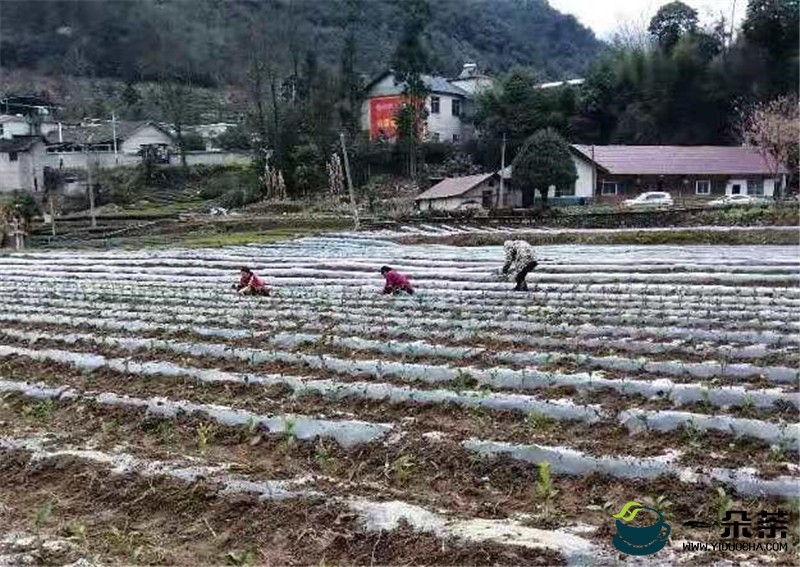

left=235, top=266, right=270, bottom=296
left=501, top=240, right=538, bottom=291
left=380, top=265, right=414, bottom=295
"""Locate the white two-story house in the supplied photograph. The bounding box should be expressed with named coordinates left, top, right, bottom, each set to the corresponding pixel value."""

left=361, top=64, right=491, bottom=144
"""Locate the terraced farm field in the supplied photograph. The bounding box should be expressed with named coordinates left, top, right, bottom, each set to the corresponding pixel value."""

left=1, top=228, right=798, bottom=565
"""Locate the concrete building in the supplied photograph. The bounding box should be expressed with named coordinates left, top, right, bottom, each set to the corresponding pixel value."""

left=415, top=172, right=501, bottom=211
left=417, top=144, right=786, bottom=210
left=45, top=120, right=176, bottom=164
left=0, top=115, right=36, bottom=139
left=362, top=64, right=493, bottom=144
left=571, top=145, right=788, bottom=202
left=0, top=136, right=46, bottom=193
left=450, top=63, right=494, bottom=96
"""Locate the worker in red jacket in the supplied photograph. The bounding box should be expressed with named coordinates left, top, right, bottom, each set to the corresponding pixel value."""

left=380, top=265, right=413, bottom=295
left=235, top=266, right=270, bottom=296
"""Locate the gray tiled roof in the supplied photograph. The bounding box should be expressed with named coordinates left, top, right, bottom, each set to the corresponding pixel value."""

left=0, top=136, right=42, bottom=153
left=44, top=121, right=172, bottom=145
left=367, top=71, right=469, bottom=98
left=415, top=172, right=495, bottom=200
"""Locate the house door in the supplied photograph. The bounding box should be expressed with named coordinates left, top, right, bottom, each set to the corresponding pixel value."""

left=731, top=184, right=741, bottom=195
left=482, top=190, right=493, bottom=209
left=522, top=188, right=535, bottom=208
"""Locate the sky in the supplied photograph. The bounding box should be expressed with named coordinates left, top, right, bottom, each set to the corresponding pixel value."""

left=548, top=0, right=745, bottom=40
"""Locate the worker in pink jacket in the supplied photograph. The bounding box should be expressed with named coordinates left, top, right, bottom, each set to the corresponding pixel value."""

left=380, top=265, right=414, bottom=295
left=235, top=266, right=270, bottom=296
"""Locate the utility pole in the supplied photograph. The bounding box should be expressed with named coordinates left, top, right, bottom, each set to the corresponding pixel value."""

left=48, top=192, right=56, bottom=237
left=112, top=111, right=119, bottom=165
left=84, top=138, right=97, bottom=228
left=11, top=216, right=24, bottom=251
left=339, top=132, right=359, bottom=231
left=87, top=155, right=96, bottom=228
left=498, top=133, right=507, bottom=208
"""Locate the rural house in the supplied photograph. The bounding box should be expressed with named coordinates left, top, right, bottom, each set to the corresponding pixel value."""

left=45, top=120, right=176, bottom=168
left=0, top=135, right=46, bottom=193
left=361, top=64, right=491, bottom=144
left=0, top=114, right=37, bottom=139
left=415, top=172, right=501, bottom=211
left=500, top=145, right=788, bottom=207
left=572, top=145, right=788, bottom=202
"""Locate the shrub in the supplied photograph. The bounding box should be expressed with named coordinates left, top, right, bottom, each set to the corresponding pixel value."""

left=0, top=190, right=40, bottom=222
left=181, top=132, right=207, bottom=151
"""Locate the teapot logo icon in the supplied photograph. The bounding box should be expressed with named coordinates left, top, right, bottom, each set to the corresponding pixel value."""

left=611, top=501, right=671, bottom=556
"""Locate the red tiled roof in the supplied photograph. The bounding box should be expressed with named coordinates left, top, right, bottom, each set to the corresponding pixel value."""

left=415, top=173, right=495, bottom=200
left=572, top=145, right=787, bottom=175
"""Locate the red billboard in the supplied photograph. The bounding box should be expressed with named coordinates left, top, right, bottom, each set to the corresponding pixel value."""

left=369, top=95, right=404, bottom=140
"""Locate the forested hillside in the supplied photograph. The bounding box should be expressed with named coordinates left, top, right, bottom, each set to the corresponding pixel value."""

left=0, top=0, right=599, bottom=85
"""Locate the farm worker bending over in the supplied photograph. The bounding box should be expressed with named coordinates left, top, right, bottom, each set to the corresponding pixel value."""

left=380, top=265, right=414, bottom=295
left=502, top=240, right=538, bottom=292
left=236, top=266, right=270, bottom=296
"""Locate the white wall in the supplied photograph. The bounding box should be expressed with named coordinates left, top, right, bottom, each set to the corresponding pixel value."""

left=183, top=152, right=251, bottom=166
left=0, top=117, right=32, bottom=139
left=0, top=153, right=23, bottom=190
left=0, top=141, right=46, bottom=193
left=725, top=177, right=776, bottom=197
left=44, top=151, right=140, bottom=169
left=425, top=95, right=469, bottom=142
left=362, top=74, right=470, bottom=142
left=44, top=150, right=250, bottom=170
left=573, top=155, right=595, bottom=198
left=418, top=179, right=495, bottom=211
left=121, top=125, right=175, bottom=155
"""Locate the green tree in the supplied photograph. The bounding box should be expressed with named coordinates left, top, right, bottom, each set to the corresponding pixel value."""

left=338, top=0, right=363, bottom=137
left=1, top=190, right=40, bottom=223
left=648, top=1, right=698, bottom=52
left=475, top=71, right=577, bottom=159
left=391, top=0, right=432, bottom=179
left=741, top=0, right=800, bottom=97
left=215, top=125, right=252, bottom=151
left=511, top=129, right=577, bottom=209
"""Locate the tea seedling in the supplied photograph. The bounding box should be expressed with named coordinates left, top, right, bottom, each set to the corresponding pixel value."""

left=526, top=410, right=555, bottom=431
left=536, top=462, right=559, bottom=518
left=196, top=422, right=217, bottom=451
left=34, top=499, right=54, bottom=528
left=716, top=487, right=733, bottom=524
left=22, top=399, right=54, bottom=422
left=391, top=454, right=416, bottom=484
left=226, top=550, right=256, bottom=566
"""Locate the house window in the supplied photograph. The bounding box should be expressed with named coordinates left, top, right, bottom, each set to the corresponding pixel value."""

left=695, top=180, right=711, bottom=195
left=0, top=124, right=4, bottom=137
left=452, top=133, right=460, bottom=143
left=431, top=132, right=440, bottom=142
left=9, top=152, right=18, bottom=162
left=451, top=99, right=462, bottom=117
left=600, top=181, right=618, bottom=195
left=430, top=96, right=440, bottom=114
left=747, top=179, right=764, bottom=195
left=556, top=184, right=575, bottom=197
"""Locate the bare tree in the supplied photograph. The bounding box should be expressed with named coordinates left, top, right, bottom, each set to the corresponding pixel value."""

left=610, top=15, right=654, bottom=51
left=157, top=79, right=195, bottom=169
left=742, top=96, right=799, bottom=198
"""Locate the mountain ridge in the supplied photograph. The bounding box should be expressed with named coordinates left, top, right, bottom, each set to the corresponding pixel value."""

left=0, top=0, right=601, bottom=87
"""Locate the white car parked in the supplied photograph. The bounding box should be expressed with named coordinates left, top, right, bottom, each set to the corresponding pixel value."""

left=622, top=192, right=674, bottom=208
left=707, top=194, right=770, bottom=207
